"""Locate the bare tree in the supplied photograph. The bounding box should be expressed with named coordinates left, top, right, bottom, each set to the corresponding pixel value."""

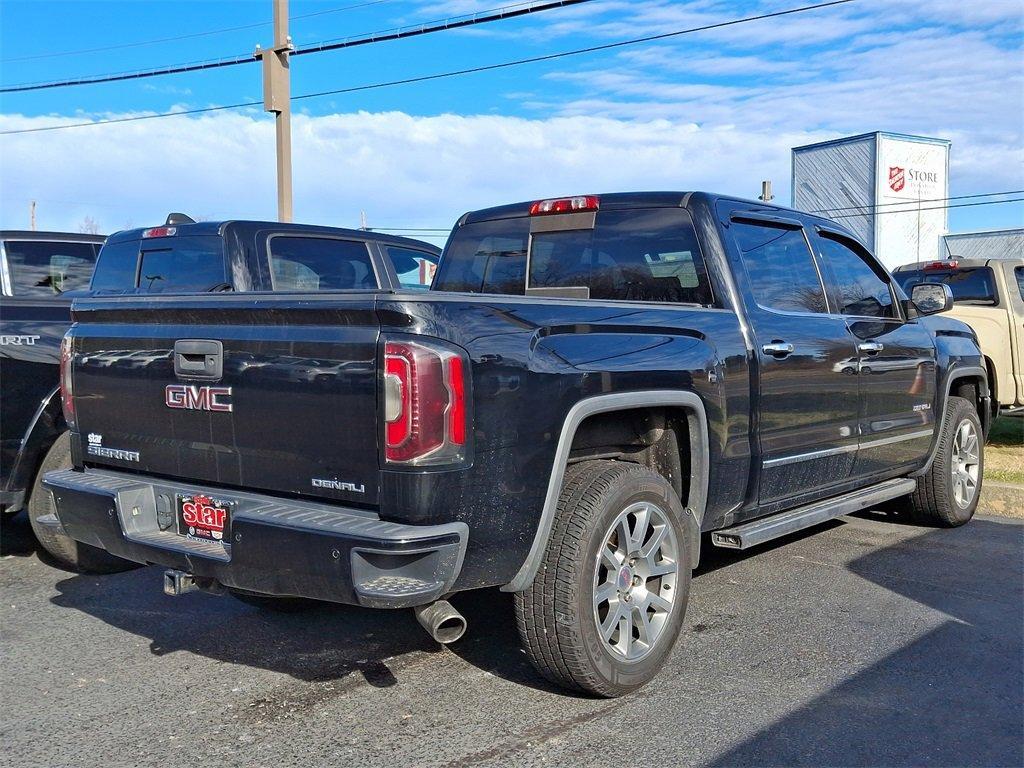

left=78, top=216, right=100, bottom=235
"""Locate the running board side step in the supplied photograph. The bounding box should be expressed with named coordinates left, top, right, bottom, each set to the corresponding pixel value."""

left=711, top=478, right=917, bottom=550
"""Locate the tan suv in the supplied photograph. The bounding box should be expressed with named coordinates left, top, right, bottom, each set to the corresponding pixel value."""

left=896, top=258, right=1024, bottom=416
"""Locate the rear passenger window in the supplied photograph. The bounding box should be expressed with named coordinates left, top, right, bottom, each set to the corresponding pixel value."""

left=3, top=240, right=99, bottom=296
left=269, top=236, right=377, bottom=291
left=386, top=246, right=438, bottom=290
left=1015, top=267, right=1023, bottom=301
left=816, top=233, right=896, bottom=319
left=731, top=221, right=827, bottom=313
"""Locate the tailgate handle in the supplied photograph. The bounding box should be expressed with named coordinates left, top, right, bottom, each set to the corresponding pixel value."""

left=174, top=340, right=223, bottom=379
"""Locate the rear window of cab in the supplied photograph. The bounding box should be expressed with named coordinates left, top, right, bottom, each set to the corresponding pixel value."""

left=432, top=208, right=713, bottom=306
left=895, top=267, right=998, bottom=306
left=91, top=236, right=228, bottom=294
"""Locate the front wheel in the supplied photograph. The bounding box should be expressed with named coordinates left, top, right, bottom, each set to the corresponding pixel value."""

left=515, top=460, right=691, bottom=697
left=909, top=396, right=984, bottom=527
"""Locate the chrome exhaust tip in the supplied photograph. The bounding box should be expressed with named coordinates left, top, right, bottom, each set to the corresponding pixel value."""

left=413, top=599, right=467, bottom=644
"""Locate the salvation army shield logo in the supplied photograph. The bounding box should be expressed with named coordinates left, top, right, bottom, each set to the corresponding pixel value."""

left=888, top=166, right=905, bottom=192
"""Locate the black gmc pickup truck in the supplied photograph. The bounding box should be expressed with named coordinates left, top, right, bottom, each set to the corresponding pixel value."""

left=45, top=192, right=989, bottom=696
left=3, top=218, right=439, bottom=571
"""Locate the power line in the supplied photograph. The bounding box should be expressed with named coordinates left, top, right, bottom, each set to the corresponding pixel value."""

left=0, top=0, right=394, bottom=63
left=0, top=0, right=859, bottom=136
left=1, top=54, right=254, bottom=93
left=811, top=190, right=1024, bottom=215
left=290, top=0, right=565, bottom=56
left=827, top=198, right=1024, bottom=219
left=0, top=0, right=590, bottom=93
left=0, top=102, right=264, bottom=135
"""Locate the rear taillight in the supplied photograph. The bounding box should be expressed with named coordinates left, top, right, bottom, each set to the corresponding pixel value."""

left=59, top=333, right=76, bottom=430
left=924, top=259, right=957, bottom=271
left=383, top=339, right=468, bottom=466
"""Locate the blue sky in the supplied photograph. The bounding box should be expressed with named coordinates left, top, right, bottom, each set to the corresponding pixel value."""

left=0, top=0, right=1021, bottom=244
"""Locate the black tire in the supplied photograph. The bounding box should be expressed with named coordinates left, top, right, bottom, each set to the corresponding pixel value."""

left=908, top=396, right=984, bottom=527
left=514, top=460, right=692, bottom=697
left=27, top=432, right=140, bottom=573
left=229, top=590, right=316, bottom=613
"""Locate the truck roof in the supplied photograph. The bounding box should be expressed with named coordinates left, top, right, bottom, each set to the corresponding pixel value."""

left=457, top=191, right=844, bottom=230
left=104, top=220, right=441, bottom=253
left=894, top=258, right=1024, bottom=271
left=0, top=230, right=106, bottom=242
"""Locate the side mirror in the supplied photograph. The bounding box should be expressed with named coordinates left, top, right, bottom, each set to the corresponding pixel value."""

left=911, top=283, right=954, bottom=315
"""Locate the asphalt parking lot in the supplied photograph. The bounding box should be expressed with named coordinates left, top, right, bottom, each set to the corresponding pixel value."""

left=2, top=509, right=1022, bottom=768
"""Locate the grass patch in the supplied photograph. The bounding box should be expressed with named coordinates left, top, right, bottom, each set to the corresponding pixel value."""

left=986, top=416, right=1024, bottom=485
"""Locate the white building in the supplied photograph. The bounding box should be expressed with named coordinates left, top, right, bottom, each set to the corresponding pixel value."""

left=792, top=131, right=951, bottom=270
left=940, top=228, right=1024, bottom=260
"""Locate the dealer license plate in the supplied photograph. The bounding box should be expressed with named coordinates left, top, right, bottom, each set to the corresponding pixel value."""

left=176, top=493, right=232, bottom=543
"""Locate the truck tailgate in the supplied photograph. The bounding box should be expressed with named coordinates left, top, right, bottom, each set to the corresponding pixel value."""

left=69, top=296, right=381, bottom=506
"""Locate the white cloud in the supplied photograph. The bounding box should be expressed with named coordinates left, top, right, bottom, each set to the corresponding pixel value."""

left=0, top=110, right=829, bottom=235
left=0, top=0, right=1020, bottom=236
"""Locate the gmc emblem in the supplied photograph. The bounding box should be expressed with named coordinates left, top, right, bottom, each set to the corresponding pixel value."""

left=165, top=384, right=233, bottom=412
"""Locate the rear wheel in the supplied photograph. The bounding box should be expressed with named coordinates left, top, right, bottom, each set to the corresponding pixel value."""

left=27, top=432, right=139, bottom=573
left=515, top=460, right=691, bottom=697
left=909, top=396, right=983, bottom=527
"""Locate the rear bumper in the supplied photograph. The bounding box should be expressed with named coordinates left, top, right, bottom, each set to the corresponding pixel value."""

left=43, top=468, right=468, bottom=609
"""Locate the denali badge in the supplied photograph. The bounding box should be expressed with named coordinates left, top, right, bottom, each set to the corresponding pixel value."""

left=165, top=384, right=232, bottom=412
left=312, top=478, right=365, bottom=494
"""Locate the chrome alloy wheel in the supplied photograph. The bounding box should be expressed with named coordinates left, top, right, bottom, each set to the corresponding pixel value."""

left=951, top=420, right=981, bottom=509
left=592, top=501, right=679, bottom=662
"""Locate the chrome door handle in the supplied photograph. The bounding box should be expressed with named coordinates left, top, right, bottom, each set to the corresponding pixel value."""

left=762, top=341, right=795, bottom=358
left=858, top=341, right=884, bottom=355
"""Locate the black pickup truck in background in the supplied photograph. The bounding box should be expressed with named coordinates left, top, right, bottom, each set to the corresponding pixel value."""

left=0, top=230, right=122, bottom=569
left=45, top=192, right=989, bottom=696
left=2, top=218, right=440, bottom=571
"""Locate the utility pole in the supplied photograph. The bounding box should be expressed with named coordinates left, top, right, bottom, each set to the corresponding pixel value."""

left=758, top=180, right=774, bottom=203
left=256, top=0, right=294, bottom=222
left=29, top=200, right=36, bottom=231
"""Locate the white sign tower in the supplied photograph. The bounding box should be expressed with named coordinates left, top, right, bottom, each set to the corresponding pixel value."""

left=791, top=132, right=951, bottom=270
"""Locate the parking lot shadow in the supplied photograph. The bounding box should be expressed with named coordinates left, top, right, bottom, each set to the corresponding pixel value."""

left=48, top=553, right=551, bottom=692
left=1, top=510, right=42, bottom=559
left=50, top=564, right=451, bottom=687
left=705, top=517, right=1024, bottom=768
